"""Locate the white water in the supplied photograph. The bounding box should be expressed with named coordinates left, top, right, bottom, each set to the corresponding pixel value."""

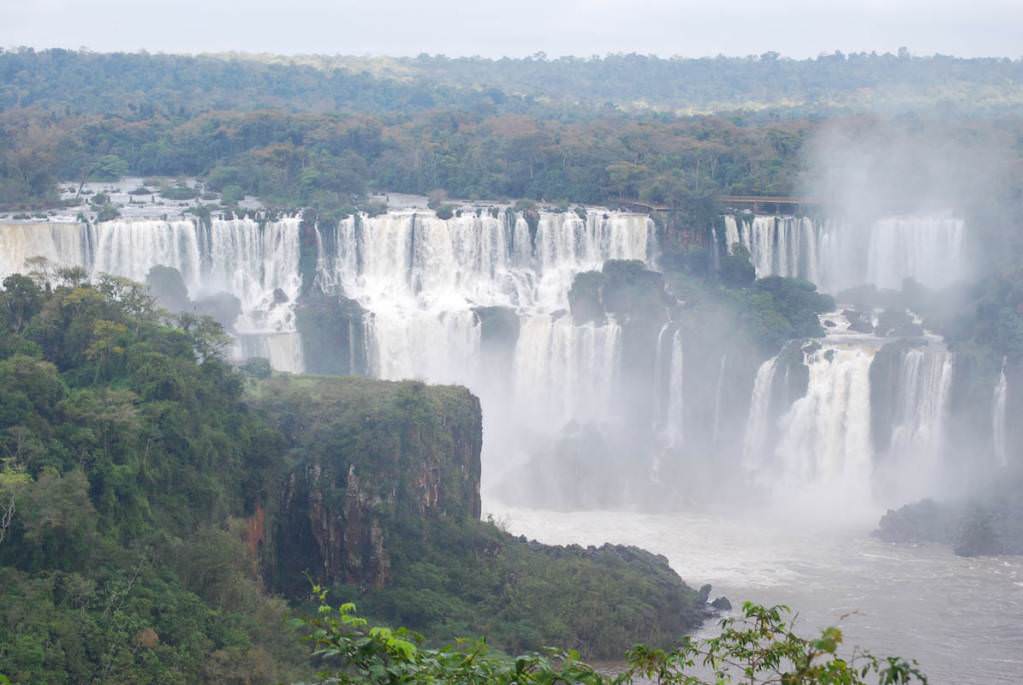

left=993, top=361, right=1009, bottom=467
left=724, top=214, right=967, bottom=292
left=773, top=343, right=876, bottom=514
left=315, top=210, right=651, bottom=433
left=881, top=344, right=954, bottom=501
left=742, top=355, right=779, bottom=467
left=0, top=221, right=91, bottom=276
left=711, top=352, right=727, bottom=449
left=741, top=314, right=955, bottom=513
left=653, top=327, right=684, bottom=448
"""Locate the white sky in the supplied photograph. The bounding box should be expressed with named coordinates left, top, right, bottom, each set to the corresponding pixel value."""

left=2, top=0, right=1021, bottom=59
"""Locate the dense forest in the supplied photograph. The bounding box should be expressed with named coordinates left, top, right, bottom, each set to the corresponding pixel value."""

left=2, top=49, right=1022, bottom=224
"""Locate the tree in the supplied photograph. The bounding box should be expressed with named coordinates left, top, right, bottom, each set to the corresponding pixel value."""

left=0, top=274, right=43, bottom=332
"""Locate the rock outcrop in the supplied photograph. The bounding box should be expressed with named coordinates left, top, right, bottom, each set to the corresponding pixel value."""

left=252, top=376, right=481, bottom=594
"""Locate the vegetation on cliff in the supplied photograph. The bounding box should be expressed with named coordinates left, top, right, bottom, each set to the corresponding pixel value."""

left=250, top=374, right=706, bottom=658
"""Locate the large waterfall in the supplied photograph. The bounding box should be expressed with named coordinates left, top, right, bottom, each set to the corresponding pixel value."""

left=0, top=205, right=978, bottom=511
left=724, top=214, right=967, bottom=293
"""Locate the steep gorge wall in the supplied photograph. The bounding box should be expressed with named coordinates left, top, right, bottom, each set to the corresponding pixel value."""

left=249, top=375, right=481, bottom=595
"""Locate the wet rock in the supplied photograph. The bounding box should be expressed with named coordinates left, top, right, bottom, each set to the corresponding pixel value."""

left=710, top=596, right=732, bottom=611
left=876, top=309, right=923, bottom=338
left=698, top=583, right=712, bottom=603
left=193, top=292, right=242, bottom=331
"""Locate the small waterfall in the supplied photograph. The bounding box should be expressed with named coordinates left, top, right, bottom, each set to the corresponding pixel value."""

left=657, top=328, right=684, bottom=448
left=652, top=323, right=673, bottom=422
left=725, top=216, right=819, bottom=280
left=866, top=216, right=966, bottom=290
left=94, top=220, right=203, bottom=287
left=993, top=361, right=1008, bottom=466
left=0, top=222, right=92, bottom=276
left=885, top=345, right=953, bottom=491
left=711, top=352, right=727, bottom=448
left=774, top=344, right=876, bottom=495
left=743, top=355, right=780, bottom=468
left=513, top=315, right=622, bottom=429
left=205, top=217, right=303, bottom=333
left=723, top=216, right=740, bottom=252
left=723, top=213, right=967, bottom=293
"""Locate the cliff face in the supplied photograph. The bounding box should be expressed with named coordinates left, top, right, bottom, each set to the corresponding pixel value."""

left=250, top=376, right=482, bottom=594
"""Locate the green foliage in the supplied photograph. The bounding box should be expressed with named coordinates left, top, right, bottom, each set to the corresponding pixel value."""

left=663, top=252, right=833, bottom=356
left=719, top=244, right=755, bottom=288
left=297, top=592, right=927, bottom=685
left=0, top=274, right=304, bottom=684
left=160, top=184, right=199, bottom=201
left=221, top=183, right=245, bottom=205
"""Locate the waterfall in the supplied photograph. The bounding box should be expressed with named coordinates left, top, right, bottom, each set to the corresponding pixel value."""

left=513, top=315, right=622, bottom=429
left=774, top=344, right=876, bottom=496
left=316, top=209, right=649, bottom=392
left=711, top=352, right=727, bottom=448
left=94, top=220, right=203, bottom=288
left=993, top=361, right=1008, bottom=467
left=0, top=222, right=92, bottom=276
left=872, top=343, right=950, bottom=496
left=865, top=216, right=966, bottom=290
left=204, top=217, right=303, bottom=333
left=652, top=323, right=673, bottom=423
left=741, top=308, right=958, bottom=510
left=743, top=355, right=780, bottom=468
left=725, top=216, right=819, bottom=280
left=723, top=216, right=740, bottom=252
left=656, top=328, right=684, bottom=448
left=723, top=214, right=967, bottom=293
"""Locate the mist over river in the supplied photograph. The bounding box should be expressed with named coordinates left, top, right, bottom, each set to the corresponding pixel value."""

left=487, top=505, right=1023, bottom=685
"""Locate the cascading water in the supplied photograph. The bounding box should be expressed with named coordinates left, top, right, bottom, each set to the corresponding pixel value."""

left=315, top=208, right=653, bottom=490
left=651, top=327, right=684, bottom=448
left=1, top=205, right=974, bottom=512
left=711, top=352, right=727, bottom=449
left=885, top=345, right=953, bottom=479
left=724, top=214, right=967, bottom=293
left=0, top=221, right=92, bottom=275
left=772, top=342, right=876, bottom=509
left=741, top=312, right=956, bottom=513
left=743, top=355, right=780, bottom=468
left=311, top=208, right=653, bottom=480
left=992, top=360, right=1008, bottom=467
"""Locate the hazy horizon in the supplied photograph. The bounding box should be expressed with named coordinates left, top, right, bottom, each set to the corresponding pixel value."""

left=3, top=0, right=1022, bottom=60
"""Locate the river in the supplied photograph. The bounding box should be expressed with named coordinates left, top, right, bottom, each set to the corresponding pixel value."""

left=486, top=505, right=1023, bottom=684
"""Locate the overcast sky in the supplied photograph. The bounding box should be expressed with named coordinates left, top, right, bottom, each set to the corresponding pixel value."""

left=2, top=0, right=1021, bottom=59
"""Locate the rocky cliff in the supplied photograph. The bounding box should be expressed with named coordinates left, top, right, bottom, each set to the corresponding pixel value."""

left=247, top=374, right=710, bottom=658
left=250, top=376, right=481, bottom=594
